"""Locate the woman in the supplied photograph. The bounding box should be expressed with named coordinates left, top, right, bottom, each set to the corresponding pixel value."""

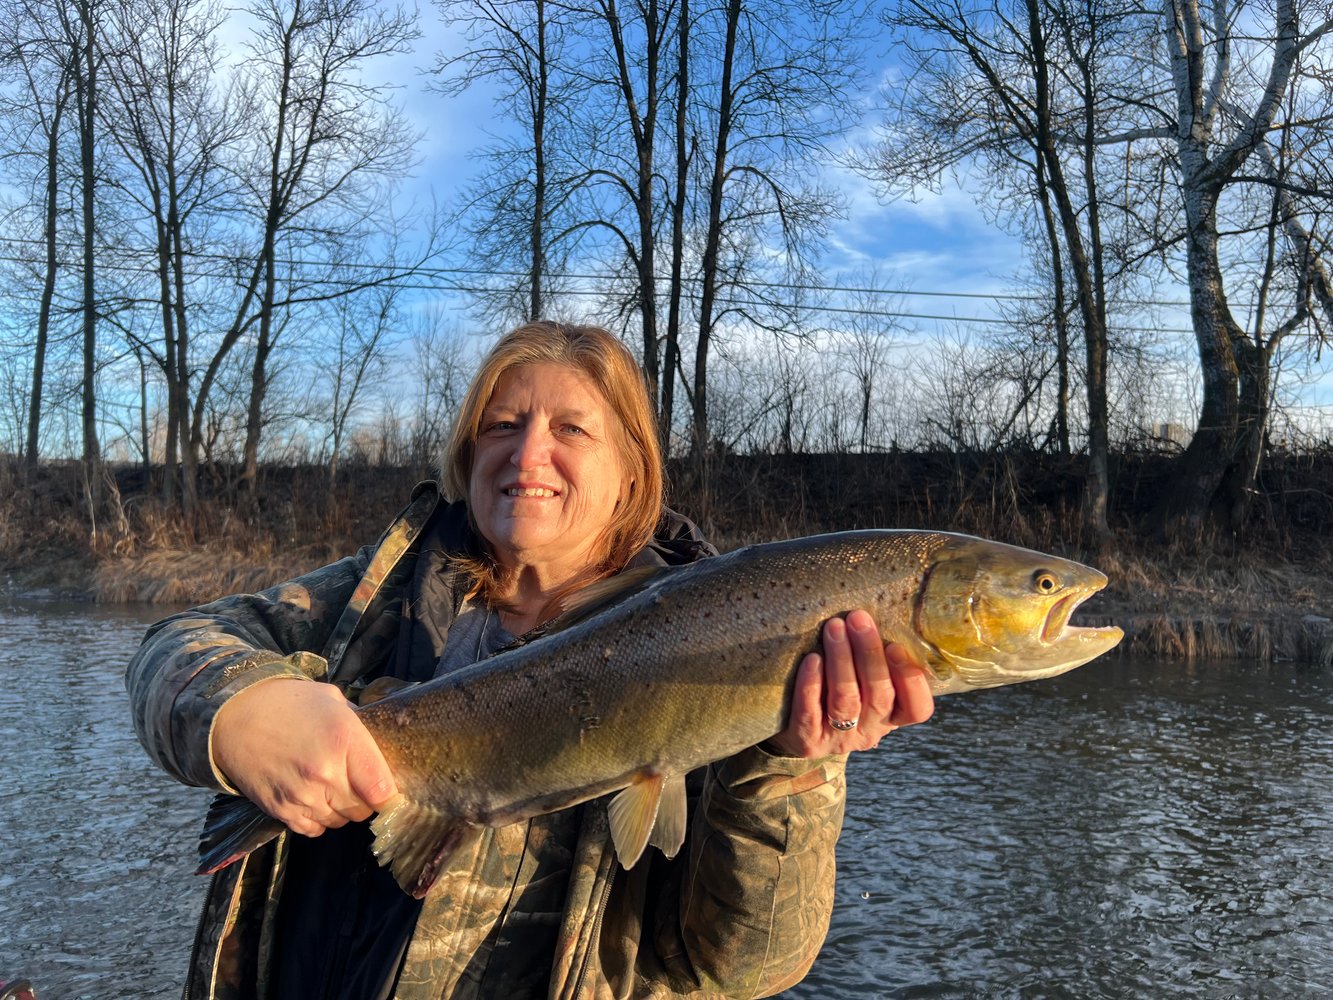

left=127, top=321, right=934, bottom=999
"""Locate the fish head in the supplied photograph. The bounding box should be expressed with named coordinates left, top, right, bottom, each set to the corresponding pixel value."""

left=912, top=537, right=1123, bottom=694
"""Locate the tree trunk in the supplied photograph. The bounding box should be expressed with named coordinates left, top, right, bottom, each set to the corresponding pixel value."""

left=1153, top=0, right=1302, bottom=537
left=138, top=349, right=151, bottom=479
left=1222, top=335, right=1268, bottom=539
left=635, top=2, right=660, bottom=409
left=692, top=0, right=740, bottom=470
left=165, top=148, right=193, bottom=517
left=661, top=0, right=689, bottom=453
left=529, top=0, right=547, bottom=320
left=76, top=0, right=101, bottom=515
left=241, top=253, right=277, bottom=503
left=1025, top=0, right=1109, bottom=543
left=1154, top=184, right=1240, bottom=536
left=599, top=0, right=664, bottom=405
left=1034, top=157, right=1070, bottom=455
left=1074, top=33, right=1111, bottom=541
left=26, top=65, right=67, bottom=470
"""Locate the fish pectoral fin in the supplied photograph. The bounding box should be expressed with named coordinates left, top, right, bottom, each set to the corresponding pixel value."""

left=608, top=771, right=668, bottom=870
left=370, top=794, right=477, bottom=899
left=648, top=774, right=688, bottom=859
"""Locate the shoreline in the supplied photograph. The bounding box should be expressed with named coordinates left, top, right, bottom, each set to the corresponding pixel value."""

left=5, top=541, right=1331, bottom=666
left=5, top=453, right=1330, bottom=664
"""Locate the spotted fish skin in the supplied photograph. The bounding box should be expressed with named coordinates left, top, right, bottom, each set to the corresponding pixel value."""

left=200, top=529, right=1123, bottom=895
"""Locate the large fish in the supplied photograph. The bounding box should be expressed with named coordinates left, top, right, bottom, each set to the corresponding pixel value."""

left=198, top=529, right=1122, bottom=897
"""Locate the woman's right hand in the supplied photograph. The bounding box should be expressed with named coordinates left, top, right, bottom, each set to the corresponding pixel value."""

left=210, top=678, right=398, bottom=838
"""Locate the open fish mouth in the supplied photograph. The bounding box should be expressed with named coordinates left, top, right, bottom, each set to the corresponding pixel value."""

left=1041, top=587, right=1123, bottom=656
left=1042, top=592, right=1081, bottom=643
left=1042, top=586, right=1117, bottom=645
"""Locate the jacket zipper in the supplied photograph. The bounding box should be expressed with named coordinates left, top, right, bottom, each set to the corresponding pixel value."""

left=572, top=866, right=616, bottom=1000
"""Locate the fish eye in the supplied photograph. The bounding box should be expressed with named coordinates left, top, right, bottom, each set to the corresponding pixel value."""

left=1032, top=571, right=1060, bottom=594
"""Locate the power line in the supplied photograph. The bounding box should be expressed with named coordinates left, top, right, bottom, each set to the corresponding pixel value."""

left=0, top=234, right=1203, bottom=314
left=2, top=261, right=1197, bottom=333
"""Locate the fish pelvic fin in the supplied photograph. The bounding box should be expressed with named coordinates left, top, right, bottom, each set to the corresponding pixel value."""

left=370, top=794, right=476, bottom=898
left=196, top=792, right=286, bottom=875
left=608, top=771, right=688, bottom=869
left=648, top=773, right=688, bottom=860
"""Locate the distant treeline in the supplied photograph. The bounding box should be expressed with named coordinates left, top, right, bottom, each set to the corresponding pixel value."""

left=6, top=447, right=1331, bottom=575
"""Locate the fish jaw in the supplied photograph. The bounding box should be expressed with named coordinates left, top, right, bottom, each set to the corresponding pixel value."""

left=935, top=623, right=1123, bottom=694
left=915, top=537, right=1123, bottom=693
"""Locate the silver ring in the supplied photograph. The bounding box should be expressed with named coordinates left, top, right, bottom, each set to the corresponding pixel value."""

left=828, top=717, right=858, bottom=732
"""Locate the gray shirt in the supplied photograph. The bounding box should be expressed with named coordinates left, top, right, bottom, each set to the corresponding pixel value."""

left=434, top=599, right=516, bottom=677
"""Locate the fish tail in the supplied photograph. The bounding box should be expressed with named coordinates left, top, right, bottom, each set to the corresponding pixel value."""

left=196, top=792, right=286, bottom=875
left=370, top=794, right=475, bottom=898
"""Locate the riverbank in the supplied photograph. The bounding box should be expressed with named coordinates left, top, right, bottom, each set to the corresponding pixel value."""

left=4, top=453, right=1331, bottom=663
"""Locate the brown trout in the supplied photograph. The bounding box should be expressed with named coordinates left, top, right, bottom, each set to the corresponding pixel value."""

left=198, top=529, right=1122, bottom=897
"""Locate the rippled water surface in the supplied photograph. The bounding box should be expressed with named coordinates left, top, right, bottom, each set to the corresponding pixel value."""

left=0, top=599, right=209, bottom=998
left=791, top=655, right=1333, bottom=999
left=1, top=599, right=1330, bottom=998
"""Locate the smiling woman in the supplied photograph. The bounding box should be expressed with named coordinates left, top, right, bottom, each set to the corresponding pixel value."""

left=125, top=320, right=935, bottom=999
left=468, top=365, right=629, bottom=631
left=441, top=322, right=666, bottom=636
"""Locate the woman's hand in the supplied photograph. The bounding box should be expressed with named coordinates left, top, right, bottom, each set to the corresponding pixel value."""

left=765, top=610, right=935, bottom=758
left=211, top=678, right=398, bottom=837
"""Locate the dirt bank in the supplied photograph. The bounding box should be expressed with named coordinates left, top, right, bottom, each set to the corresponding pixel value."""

left=5, top=453, right=1331, bottom=662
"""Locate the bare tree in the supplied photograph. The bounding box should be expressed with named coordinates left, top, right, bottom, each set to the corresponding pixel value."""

left=0, top=0, right=435, bottom=521
left=226, top=0, right=420, bottom=503
left=825, top=276, right=905, bottom=453
left=408, top=311, right=476, bottom=471
left=563, top=0, right=674, bottom=408
left=1218, top=126, right=1333, bottom=535
left=688, top=0, right=864, bottom=472
left=868, top=0, right=1152, bottom=542
left=1131, top=0, right=1332, bottom=536
left=0, top=0, right=78, bottom=470
left=322, top=283, right=400, bottom=487
left=432, top=0, right=576, bottom=323
left=68, top=0, right=100, bottom=500
left=100, top=0, right=242, bottom=515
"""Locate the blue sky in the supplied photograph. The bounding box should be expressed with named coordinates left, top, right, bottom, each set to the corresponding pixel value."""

left=384, top=11, right=1029, bottom=306
left=358, top=7, right=1332, bottom=424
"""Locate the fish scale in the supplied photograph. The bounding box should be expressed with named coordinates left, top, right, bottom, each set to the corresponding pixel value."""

left=197, top=529, right=1122, bottom=897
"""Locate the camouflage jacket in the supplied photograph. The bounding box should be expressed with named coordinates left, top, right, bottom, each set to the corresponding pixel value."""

left=126, top=483, right=848, bottom=1000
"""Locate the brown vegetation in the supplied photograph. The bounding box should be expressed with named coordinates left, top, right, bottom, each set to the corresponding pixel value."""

left=3, top=451, right=1331, bottom=663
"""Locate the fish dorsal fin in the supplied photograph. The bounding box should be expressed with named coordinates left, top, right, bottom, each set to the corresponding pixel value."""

left=557, top=566, right=671, bottom=625
left=486, top=567, right=675, bottom=652
left=648, top=774, right=688, bottom=859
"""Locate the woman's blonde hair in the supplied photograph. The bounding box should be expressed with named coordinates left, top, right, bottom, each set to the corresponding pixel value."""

left=442, top=321, right=666, bottom=611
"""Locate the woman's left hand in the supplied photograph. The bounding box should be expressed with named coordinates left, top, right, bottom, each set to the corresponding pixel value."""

left=764, top=609, right=935, bottom=757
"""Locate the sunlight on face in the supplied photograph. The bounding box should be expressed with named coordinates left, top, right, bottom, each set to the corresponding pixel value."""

left=468, top=363, right=626, bottom=577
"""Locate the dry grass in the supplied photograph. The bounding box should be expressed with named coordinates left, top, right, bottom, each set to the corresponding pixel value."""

left=1085, top=538, right=1333, bottom=662
left=6, top=453, right=1332, bottom=663
left=90, top=546, right=341, bottom=605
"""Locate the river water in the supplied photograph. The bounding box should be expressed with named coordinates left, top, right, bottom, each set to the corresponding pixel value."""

left=0, top=598, right=1329, bottom=998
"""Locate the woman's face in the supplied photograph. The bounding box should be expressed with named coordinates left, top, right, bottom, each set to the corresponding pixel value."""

left=469, top=363, right=627, bottom=575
